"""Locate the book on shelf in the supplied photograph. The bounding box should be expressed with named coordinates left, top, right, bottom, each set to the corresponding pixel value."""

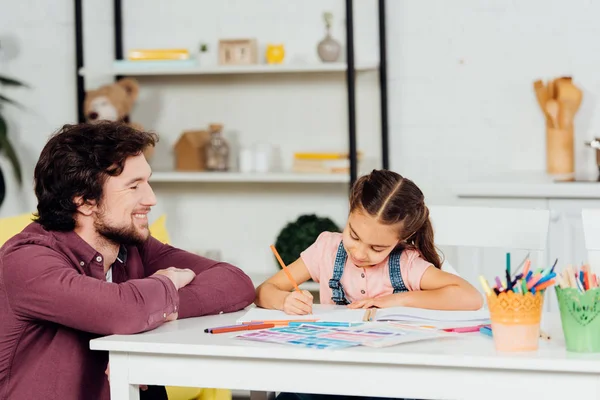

left=293, top=151, right=364, bottom=160
left=292, top=159, right=350, bottom=174
left=113, top=59, right=197, bottom=70
left=128, top=48, right=190, bottom=61
left=291, top=151, right=363, bottom=174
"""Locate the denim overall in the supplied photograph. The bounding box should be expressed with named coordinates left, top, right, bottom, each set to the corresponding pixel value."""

left=275, top=243, right=418, bottom=400
left=329, top=241, right=408, bottom=305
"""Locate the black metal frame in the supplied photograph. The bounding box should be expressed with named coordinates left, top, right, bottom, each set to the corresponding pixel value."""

left=74, top=0, right=389, bottom=185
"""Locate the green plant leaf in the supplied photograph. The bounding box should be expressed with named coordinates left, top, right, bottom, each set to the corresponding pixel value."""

left=0, top=75, right=27, bottom=87
left=274, top=214, right=341, bottom=267
left=0, top=115, right=22, bottom=185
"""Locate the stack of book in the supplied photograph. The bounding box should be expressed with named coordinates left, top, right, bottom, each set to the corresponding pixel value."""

left=292, top=151, right=363, bottom=174
left=127, top=49, right=190, bottom=61
left=113, top=48, right=196, bottom=70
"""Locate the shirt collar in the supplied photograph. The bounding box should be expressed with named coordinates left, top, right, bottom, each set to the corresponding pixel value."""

left=51, top=230, right=128, bottom=267
left=115, top=245, right=128, bottom=264
left=51, top=229, right=99, bottom=266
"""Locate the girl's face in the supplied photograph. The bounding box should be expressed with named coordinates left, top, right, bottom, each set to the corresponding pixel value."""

left=342, top=209, right=401, bottom=268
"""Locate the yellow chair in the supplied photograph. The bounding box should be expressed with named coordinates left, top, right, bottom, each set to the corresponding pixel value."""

left=0, top=213, right=35, bottom=245
left=0, top=213, right=231, bottom=400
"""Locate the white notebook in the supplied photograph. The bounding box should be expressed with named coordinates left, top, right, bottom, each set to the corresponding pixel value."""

left=237, top=305, right=489, bottom=324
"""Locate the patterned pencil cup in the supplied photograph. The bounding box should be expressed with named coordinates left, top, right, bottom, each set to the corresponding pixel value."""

left=556, top=287, right=600, bottom=353
left=486, top=291, right=544, bottom=352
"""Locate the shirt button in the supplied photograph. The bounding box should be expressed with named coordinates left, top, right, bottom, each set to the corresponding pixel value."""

left=361, top=273, right=365, bottom=278
left=96, top=256, right=103, bottom=263
left=361, top=290, right=366, bottom=294
left=174, top=305, right=178, bottom=312
left=79, top=261, right=85, bottom=266
left=163, top=313, right=167, bottom=319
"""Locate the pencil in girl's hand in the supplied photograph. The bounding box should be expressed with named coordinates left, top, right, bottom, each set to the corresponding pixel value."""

left=270, top=244, right=301, bottom=292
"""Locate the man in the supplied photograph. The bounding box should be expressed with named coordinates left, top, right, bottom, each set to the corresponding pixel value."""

left=0, top=122, right=256, bottom=400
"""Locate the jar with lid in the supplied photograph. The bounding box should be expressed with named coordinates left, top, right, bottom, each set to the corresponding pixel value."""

left=205, top=123, right=229, bottom=171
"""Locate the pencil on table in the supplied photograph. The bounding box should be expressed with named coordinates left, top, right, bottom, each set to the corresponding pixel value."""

left=270, top=244, right=301, bottom=292
left=369, top=309, right=377, bottom=321
left=362, top=309, right=372, bottom=322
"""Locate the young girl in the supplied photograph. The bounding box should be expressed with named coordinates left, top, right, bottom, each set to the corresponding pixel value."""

left=256, top=169, right=482, bottom=316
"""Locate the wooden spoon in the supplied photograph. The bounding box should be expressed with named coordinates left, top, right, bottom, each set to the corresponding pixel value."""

left=546, top=99, right=560, bottom=129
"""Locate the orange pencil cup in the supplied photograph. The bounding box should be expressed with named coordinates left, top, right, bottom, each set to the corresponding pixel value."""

left=486, top=291, right=544, bottom=352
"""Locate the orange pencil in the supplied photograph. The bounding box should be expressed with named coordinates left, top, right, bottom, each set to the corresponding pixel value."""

left=270, top=244, right=301, bottom=292
left=533, top=279, right=555, bottom=292
left=207, top=323, right=275, bottom=334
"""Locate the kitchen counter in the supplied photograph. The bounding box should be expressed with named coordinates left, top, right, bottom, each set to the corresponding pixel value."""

left=454, top=171, right=600, bottom=199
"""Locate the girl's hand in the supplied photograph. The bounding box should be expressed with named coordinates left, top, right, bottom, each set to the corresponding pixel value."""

left=282, top=290, right=313, bottom=315
left=348, top=295, right=400, bottom=309
left=348, top=298, right=379, bottom=309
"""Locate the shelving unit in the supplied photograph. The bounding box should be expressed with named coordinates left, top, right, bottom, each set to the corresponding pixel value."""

left=79, top=61, right=379, bottom=77
left=73, top=0, right=390, bottom=184
left=150, top=171, right=349, bottom=184
left=72, top=1, right=391, bottom=277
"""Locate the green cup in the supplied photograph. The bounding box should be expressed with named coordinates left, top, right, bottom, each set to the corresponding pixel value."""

left=556, top=287, right=600, bottom=353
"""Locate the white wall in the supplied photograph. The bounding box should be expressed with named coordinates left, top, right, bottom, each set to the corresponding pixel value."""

left=387, top=0, right=600, bottom=204
left=2, top=0, right=600, bottom=276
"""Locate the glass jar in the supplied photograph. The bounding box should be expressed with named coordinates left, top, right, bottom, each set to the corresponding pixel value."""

left=205, top=123, right=229, bottom=171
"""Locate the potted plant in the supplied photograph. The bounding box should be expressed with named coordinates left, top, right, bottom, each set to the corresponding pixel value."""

left=0, top=74, right=26, bottom=208
left=274, top=214, right=341, bottom=269
left=198, top=43, right=209, bottom=66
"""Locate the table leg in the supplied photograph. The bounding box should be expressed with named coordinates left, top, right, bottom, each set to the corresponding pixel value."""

left=109, top=352, right=140, bottom=400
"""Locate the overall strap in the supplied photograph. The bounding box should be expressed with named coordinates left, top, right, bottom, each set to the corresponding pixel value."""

left=329, top=241, right=351, bottom=305
left=388, top=249, right=409, bottom=293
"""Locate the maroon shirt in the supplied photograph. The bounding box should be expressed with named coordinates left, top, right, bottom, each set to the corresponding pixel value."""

left=0, top=222, right=255, bottom=400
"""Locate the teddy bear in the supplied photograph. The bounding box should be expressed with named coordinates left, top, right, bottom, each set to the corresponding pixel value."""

left=83, top=77, right=154, bottom=159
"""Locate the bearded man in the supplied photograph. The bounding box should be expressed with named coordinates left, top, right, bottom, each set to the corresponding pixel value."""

left=0, top=121, right=255, bottom=400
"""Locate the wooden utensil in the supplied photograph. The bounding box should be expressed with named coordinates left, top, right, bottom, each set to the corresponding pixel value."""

left=556, top=81, right=583, bottom=130
left=546, top=99, right=560, bottom=129
left=533, top=80, right=551, bottom=125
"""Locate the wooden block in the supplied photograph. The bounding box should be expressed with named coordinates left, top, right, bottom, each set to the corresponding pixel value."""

left=218, top=39, right=258, bottom=65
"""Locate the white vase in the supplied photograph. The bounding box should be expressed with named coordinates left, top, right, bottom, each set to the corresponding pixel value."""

left=317, top=28, right=341, bottom=62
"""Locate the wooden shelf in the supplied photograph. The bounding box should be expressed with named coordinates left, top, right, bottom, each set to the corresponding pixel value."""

left=149, top=171, right=349, bottom=184
left=79, top=61, right=379, bottom=77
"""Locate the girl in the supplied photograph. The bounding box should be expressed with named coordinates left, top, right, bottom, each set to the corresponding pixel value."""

left=256, top=169, right=483, bottom=316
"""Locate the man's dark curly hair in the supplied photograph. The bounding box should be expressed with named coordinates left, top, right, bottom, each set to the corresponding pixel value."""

left=33, top=121, right=158, bottom=231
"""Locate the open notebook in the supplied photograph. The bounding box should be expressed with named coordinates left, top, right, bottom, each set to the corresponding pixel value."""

left=237, top=305, right=490, bottom=325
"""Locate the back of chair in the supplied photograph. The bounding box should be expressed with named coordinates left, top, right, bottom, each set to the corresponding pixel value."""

left=427, top=206, right=550, bottom=306
left=582, top=209, right=600, bottom=268
left=429, top=206, right=549, bottom=250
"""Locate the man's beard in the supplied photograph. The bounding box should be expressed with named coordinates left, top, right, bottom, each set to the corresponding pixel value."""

left=94, top=213, right=149, bottom=247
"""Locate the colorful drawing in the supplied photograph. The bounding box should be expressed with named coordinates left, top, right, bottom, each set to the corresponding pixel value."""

left=234, top=323, right=441, bottom=350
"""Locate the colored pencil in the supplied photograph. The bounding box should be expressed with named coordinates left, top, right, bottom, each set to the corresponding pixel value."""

left=205, top=323, right=275, bottom=334
left=270, top=244, right=301, bottom=292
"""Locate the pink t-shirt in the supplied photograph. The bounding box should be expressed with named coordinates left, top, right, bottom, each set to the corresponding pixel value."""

left=300, top=231, right=433, bottom=305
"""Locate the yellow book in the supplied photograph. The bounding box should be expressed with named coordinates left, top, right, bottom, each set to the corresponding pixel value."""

left=128, top=49, right=190, bottom=61
left=294, top=151, right=363, bottom=160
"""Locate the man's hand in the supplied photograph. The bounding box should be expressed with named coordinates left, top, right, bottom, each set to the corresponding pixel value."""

left=166, top=312, right=178, bottom=321
left=153, top=267, right=195, bottom=290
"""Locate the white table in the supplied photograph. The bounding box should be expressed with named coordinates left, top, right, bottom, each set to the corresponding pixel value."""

left=91, top=310, right=600, bottom=400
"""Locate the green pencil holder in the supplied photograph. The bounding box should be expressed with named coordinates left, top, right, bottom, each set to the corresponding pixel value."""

left=556, top=287, right=600, bottom=353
